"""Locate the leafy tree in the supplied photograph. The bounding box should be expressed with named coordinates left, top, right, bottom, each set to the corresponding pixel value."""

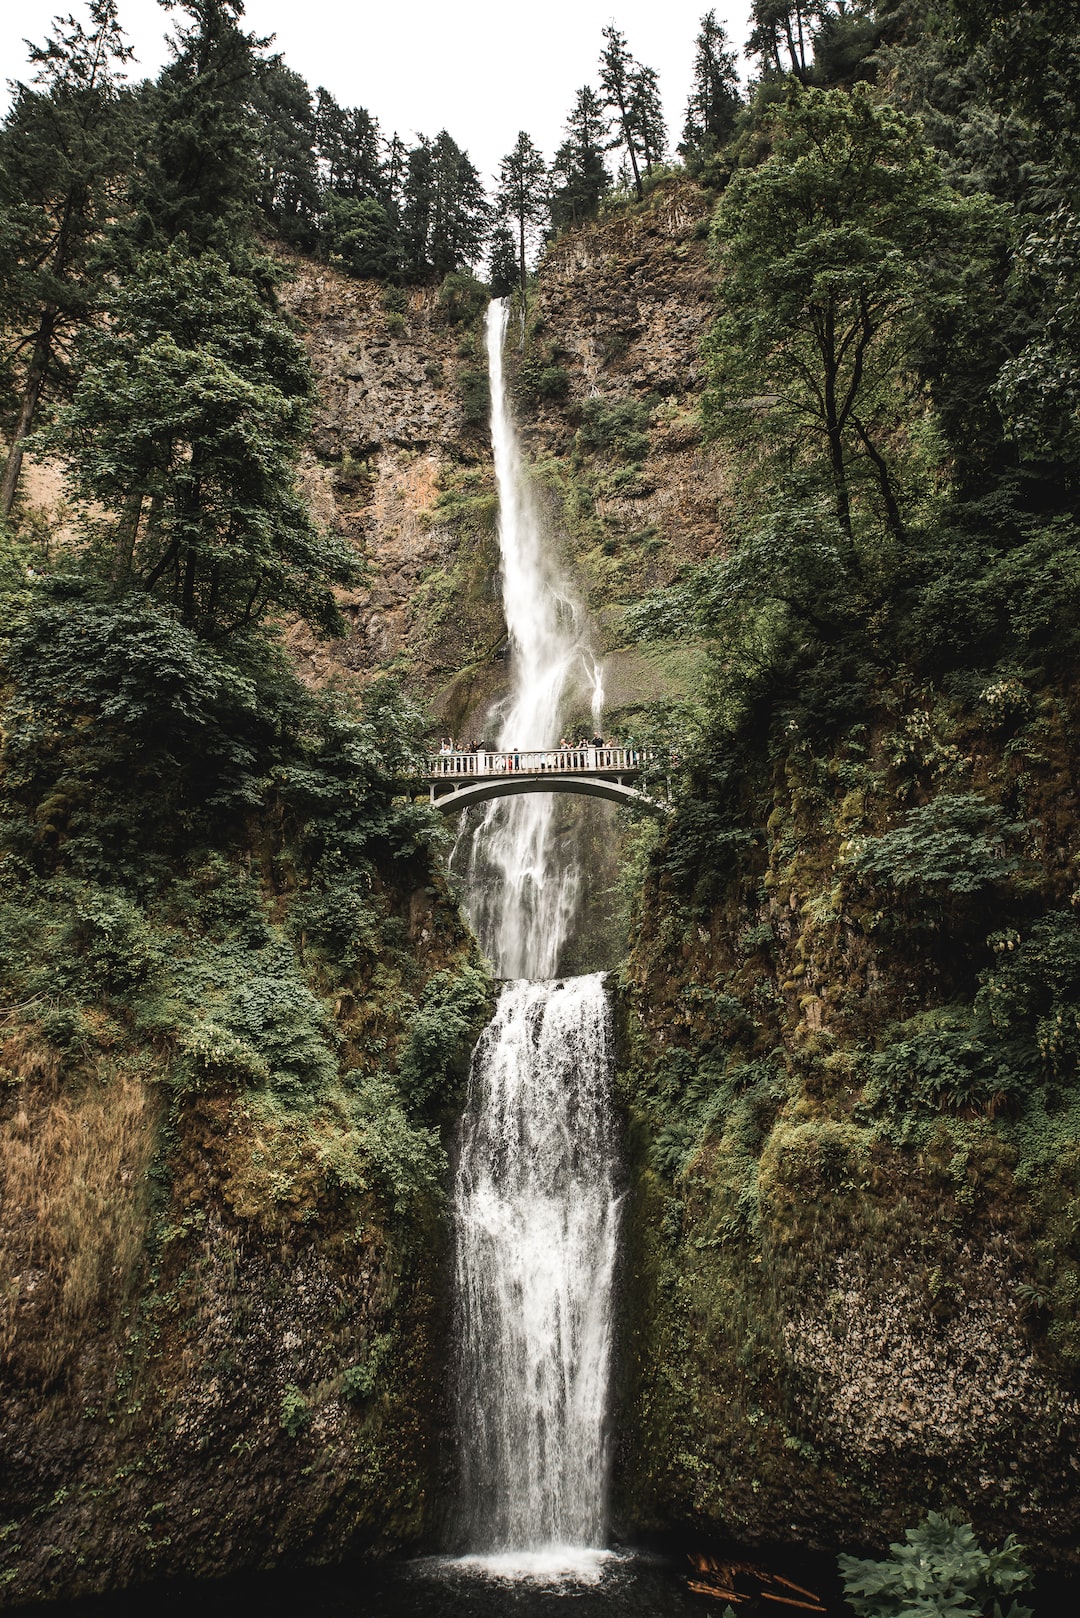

left=323, top=195, right=400, bottom=280
left=39, top=247, right=358, bottom=637
left=125, top=0, right=267, bottom=261
left=550, top=87, right=610, bottom=231
left=495, top=131, right=548, bottom=301
left=680, top=11, right=742, bottom=166
left=703, top=85, right=992, bottom=541
left=0, top=0, right=132, bottom=518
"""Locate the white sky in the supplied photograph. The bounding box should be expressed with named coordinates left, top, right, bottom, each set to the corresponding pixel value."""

left=1, top=0, right=753, bottom=188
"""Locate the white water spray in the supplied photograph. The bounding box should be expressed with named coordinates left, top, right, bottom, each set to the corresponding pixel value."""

left=452, top=301, right=620, bottom=1567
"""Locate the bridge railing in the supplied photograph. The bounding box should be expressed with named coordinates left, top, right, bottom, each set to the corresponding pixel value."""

left=426, top=745, right=650, bottom=779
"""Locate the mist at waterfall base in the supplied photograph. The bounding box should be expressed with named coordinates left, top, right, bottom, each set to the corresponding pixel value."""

left=448, top=298, right=623, bottom=1586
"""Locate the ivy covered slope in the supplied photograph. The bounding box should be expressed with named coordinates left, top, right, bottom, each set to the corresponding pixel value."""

left=610, top=26, right=1080, bottom=1568
left=0, top=252, right=491, bottom=1605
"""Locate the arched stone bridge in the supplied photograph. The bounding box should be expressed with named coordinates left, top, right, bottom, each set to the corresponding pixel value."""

left=418, top=747, right=671, bottom=815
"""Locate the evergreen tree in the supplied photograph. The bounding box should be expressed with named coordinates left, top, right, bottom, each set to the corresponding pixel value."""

left=487, top=223, right=519, bottom=297
left=680, top=11, right=742, bottom=163
left=428, top=131, right=488, bottom=279
left=630, top=63, right=668, bottom=174
left=383, top=132, right=408, bottom=209
left=599, top=25, right=644, bottom=200
left=747, top=1, right=828, bottom=83
left=0, top=0, right=132, bottom=518
left=550, top=86, right=611, bottom=230
left=399, top=137, right=434, bottom=279
left=495, top=132, right=548, bottom=301
left=254, top=59, right=320, bottom=248
left=126, top=0, right=266, bottom=260
left=42, top=247, right=357, bottom=636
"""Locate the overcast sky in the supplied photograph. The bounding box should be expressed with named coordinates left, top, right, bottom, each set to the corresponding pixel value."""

left=1, top=0, right=753, bottom=187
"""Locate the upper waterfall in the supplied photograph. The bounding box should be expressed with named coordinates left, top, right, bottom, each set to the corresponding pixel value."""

left=457, top=299, right=604, bottom=979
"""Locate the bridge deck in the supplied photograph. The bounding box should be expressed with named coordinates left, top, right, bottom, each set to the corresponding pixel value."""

left=426, top=746, right=645, bottom=783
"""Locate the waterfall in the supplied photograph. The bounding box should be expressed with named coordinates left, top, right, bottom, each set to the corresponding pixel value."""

left=454, top=977, right=619, bottom=1555
left=458, top=298, right=603, bottom=981
left=451, top=299, right=620, bottom=1569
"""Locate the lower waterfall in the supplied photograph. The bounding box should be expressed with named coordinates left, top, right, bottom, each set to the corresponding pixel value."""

left=453, top=976, right=620, bottom=1555
left=451, top=298, right=621, bottom=1567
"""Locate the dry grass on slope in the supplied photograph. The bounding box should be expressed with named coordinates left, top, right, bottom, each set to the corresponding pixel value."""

left=0, top=1029, right=159, bottom=1383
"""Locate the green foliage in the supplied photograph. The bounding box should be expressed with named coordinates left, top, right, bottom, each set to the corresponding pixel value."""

left=458, top=369, right=491, bottom=427
left=837, top=1510, right=1033, bottom=1618
left=323, top=195, right=400, bottom=281
left=850, top=793, right=1026, bottom=897
left=341, top=1333, right=393, bottom=1401
left=279, top=1384, right=312, bottom=1438
left=395, top=965, right=493, bottom=1108
left=123, top=0, right=265, bottom=265
left=574, top=396, right=653, bottom=461
left=437, top=271, right=488, bottom=328
left=705, top=84, right=998, bottom=538
left=39, top=246, right=358, bottom=638
left=550, top=87, right=611, bottom=230
left=0, top=0, right=133, bottom=513
left=865, top=912, right=1080, bottom=1120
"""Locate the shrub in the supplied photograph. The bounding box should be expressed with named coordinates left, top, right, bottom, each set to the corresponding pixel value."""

left=838, top=1511, right=1033, bottom=1618
left=458, top=369, right=491, bottom=426
left=573, top=396, right=654, bottom=461
left=437, top=271, right=488, bottom=328
left=850, top=792, right=1027, bottom=896
left=279, top=1384, right=312, bottom=1438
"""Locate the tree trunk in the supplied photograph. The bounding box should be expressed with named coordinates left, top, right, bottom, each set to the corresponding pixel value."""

left=112, top=492, right=144, bottom=583
left=0, top=308, right=57, bottom=519
left=852, top=416, right=906, bottom=542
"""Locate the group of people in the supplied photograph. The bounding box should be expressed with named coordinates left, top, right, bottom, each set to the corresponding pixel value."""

left=436, top=735, right=609, bottom=758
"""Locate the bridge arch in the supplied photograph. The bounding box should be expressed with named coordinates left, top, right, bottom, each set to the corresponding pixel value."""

left=427, top=773, right=669, bottom=816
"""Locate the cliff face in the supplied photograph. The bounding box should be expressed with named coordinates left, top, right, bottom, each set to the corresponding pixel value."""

left=610, top=680, right=1080, bottom=1566
left=274, top=264, right=507, bottom=732
left=274, top=187, right=727, bottom=740
left=1, top=818, right=490, bottom=1602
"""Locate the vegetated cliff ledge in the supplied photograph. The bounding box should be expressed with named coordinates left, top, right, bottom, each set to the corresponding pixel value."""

left=610, top=672, right=1080, bottom=1567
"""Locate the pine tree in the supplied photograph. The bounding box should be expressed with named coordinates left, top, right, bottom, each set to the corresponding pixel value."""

left=487, top=224, right=519, bottom=297
left=681, top=11, right=742, bottom=163
left=0, top=0, right=132, bottom=518
left=125, top=0, right=267, bottom=260
left=630, top=63, right=667, bottom=174
left=598, top=25, right=644, bottom=201
left=747, top=1, right=827, bottom=84
left=429, top=132, right=489, bottom=279
left=551, top=86, right=611, bottom=230
left=254, top=59, right=320, bottom=247
left=495, top=132, right=548, bottom=301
